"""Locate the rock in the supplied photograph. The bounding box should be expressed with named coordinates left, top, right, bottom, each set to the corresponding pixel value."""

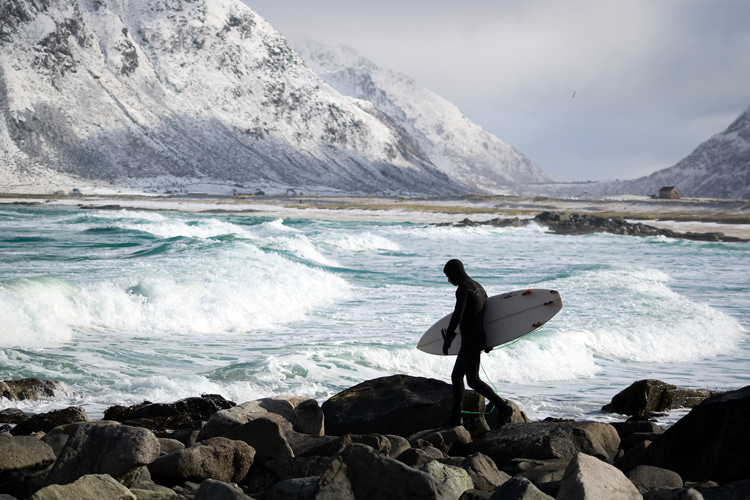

left=10, top=406, right=89, bottom=436
left=643, top=488, right=704, bottom=500
left=0, top=379, right=67, bottom=401
left=611, top=421, right=666, bottom=453
left=644, top=385, right=750, bottom=483
left=223, top=417, right=294, bottom=464
left=284, top=429, right=339, bottom=457
left=488, top=476, right=554, bottom=499
left=148, top=436, right=254, bottom=484
left=602, top=380, right=722, bottom=418
left=0, top=433, right=56, bottom=471
left=29, top=474, right=136, bottom=500
left=0, top=408, right=28, bottom=424
left=700, top=479, right=750, bottom=500
left=316, top=443, right=464, bottom=499
left=104, top=395, right=235, bottom=435
left=264, top=476, right=320, bottom=500
left=44, top=422, right=160, bottom=487
left=409, top=425, right=473, bottom=455
left=615, top=440, right=653, bottom=473
left=42, top=433, right=69, bottom=457
left=460, top=489, right=493, bottom=500
left=386, top=434, right=411, bottom=458
left=462, top=452, right=510, bottom=492
left=396, top=443, right=445, bottom=467
left=627, top=465, right=684, bottom=493
left=485, top=397, right=530, bottom=429
left=321, top=374, right=486, bottom=438
left=418, top=460, right=474, bottom=500
left=194, top=478, right=251, bottom=500
left=502, top=458, right=571, bottom=485
left=157, top=438, right=185, bottom=456
left=557, top=452, right=642, bottom=500
left=471, top=421, right=620, bottom=469
left=245, top=456, right=332, bottom=495
left=198, top=396, right=323, bottom=441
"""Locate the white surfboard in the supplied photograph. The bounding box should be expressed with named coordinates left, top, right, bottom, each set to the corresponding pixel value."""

left=417, top=289, right=563, bottom=355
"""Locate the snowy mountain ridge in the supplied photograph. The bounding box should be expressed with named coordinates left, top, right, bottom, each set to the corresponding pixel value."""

left=0, top=0, right=551, bottom=195
left=294, top=40, right=554, bottom=193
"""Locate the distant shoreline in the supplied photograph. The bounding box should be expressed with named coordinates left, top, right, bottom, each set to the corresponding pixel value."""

left=2, top=193, right=750, bottom=238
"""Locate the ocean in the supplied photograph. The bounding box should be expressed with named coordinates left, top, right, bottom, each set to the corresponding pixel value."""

left=1, top=204, right=748, bottom=425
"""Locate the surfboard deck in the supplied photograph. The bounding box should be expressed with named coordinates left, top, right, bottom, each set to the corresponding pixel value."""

left=417, top=289, right=562, bottom=356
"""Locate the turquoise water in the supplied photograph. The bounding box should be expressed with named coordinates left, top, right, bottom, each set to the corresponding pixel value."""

left=0, top=205, right=748, bottom=423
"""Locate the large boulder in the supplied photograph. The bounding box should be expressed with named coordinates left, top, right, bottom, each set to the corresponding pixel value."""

left=198, top=396, right=323, bottom=440
left=30, top=474, right=136, bottom=500
left=11, top=406, right=89, bottom=436
left=627, top=465, right=683, bottom=493
left=148, top=436, right=255, bottom=484
left=470, top=421, right=620, bottom=469
left=223, top=417, right=294, bottom=464
left=462, top=452, right=511, bottom=492
left=602, top=380, right=722, bottom=418
left=409, top=425, right=473, bottom=455
left=44, top=422, right=160, bottom=487
left=103, top=394, right=235, bottom=435
left=316, top=443, right=470, bottom=499
left=0, top=433, right=56, bottom=472
left=644, top=385, right=750, bottom=483
left=557, top=452, right=642, bottom=500
left=419, top=460, right=475, bottom=499
left=321, top=374, right=486, bottom=437
left=0, top=379, right=68, bottom=401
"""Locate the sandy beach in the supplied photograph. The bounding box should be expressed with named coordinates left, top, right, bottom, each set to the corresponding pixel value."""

left=3, top=193, right=750, bottom=239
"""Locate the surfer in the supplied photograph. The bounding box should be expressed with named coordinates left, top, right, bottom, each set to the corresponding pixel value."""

left=442, top=259, right=514, bottom=427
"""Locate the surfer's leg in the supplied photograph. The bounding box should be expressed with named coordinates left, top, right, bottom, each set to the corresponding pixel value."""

left=464, top=350, right=514, bottom=424
left=448, top=352, right=467, bottom=426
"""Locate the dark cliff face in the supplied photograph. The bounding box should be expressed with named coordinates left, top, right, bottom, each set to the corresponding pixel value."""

left=0, top=0, right=469, bottom=194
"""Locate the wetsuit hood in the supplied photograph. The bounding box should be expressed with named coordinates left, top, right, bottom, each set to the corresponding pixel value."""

left=444, top=259, right=469, bottom=283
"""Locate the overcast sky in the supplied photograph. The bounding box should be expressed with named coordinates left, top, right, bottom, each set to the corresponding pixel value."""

left=244, top=1, right=750, bottom=182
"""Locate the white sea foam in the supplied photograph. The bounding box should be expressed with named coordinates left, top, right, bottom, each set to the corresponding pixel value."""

left=0, top=242, right=351, bottom=347
left=322, top=232, right=401, bottom=253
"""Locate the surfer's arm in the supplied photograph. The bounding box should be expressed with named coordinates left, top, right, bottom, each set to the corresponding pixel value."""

left=444, top=286, right=467, bottom=340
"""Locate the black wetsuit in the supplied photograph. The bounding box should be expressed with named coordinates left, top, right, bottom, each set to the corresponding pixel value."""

left=443, top=259, right=513, bottom=425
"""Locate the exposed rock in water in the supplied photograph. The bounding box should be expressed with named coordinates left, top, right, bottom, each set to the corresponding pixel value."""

left=0, top=378, right=68, bottom=401
left=602, top=379, right=724, bottom=419
left=443, top=212, right=749, bottom=243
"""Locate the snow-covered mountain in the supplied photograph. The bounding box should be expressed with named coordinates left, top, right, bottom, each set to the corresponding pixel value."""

left=295, top=40, right=553, bottom=194
left=520, top=104, right=750, bottom=200
left=0, top=0, right=550, bottom=195
left=624, top=104, right=750, bottom=199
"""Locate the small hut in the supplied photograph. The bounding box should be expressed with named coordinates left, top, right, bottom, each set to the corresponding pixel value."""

left=659, top=186, right=681, bottom=199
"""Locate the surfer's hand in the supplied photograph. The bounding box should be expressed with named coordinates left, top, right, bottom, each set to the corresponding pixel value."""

left=441, top=328, right=452, bottom=355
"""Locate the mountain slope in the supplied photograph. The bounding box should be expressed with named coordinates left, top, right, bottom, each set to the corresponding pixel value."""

left=295, top=40, right=554, bottom=194
left=628, top=104, right=750, bottom=199
left=0, top=0, right=461, bottom=194
left=519, top=104, right=750, bottom=200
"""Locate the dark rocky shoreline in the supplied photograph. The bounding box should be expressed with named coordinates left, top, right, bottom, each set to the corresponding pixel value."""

left=443, top=211, right=750, bottom=243
left=1, top=376, right=749, bottom=500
